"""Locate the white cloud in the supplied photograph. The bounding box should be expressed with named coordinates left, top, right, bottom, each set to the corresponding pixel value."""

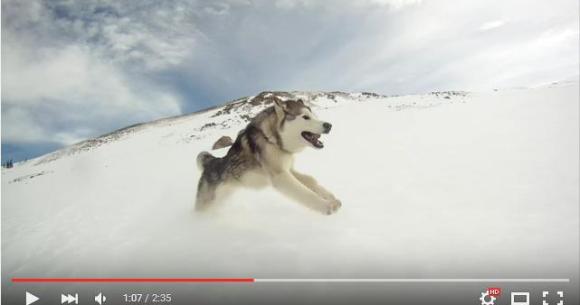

left=274, top=0, right=422, bottom=10
left=366, top=0, right=422, bottom=9
left=1, top=108, right=48, bottom=143
left=479, top=20, right=506, bottom=32
left=2, top=14, right=182, bottom=145
left=1, top=0, right=579, bottom=159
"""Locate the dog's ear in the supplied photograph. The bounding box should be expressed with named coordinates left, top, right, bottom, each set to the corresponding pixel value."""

left=296, top=99, right=305, bottom=105
left=273, top=99, right=286, bottom=119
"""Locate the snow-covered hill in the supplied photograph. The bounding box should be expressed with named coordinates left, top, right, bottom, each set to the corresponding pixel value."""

left=2, top=83, right=579, bottom=301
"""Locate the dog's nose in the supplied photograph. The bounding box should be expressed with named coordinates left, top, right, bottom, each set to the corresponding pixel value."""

left=323, top=122, right=332, bottom=132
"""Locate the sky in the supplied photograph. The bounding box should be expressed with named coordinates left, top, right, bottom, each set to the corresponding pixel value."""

left=1, top=0, right=579, bottom=162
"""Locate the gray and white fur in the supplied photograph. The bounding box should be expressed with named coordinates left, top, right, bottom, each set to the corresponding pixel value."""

left=195, top=98, right=341, bottom=215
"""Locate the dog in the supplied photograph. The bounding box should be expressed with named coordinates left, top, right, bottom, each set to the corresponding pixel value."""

left=195, top=98, right=341, bottom=215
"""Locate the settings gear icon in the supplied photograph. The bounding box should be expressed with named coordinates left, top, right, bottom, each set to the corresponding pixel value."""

left=480, top=291, right=497, bottom=305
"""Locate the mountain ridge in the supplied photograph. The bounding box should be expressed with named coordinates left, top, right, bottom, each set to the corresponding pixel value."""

left=13, top=80, right=575, bottom=166
left=28, top=89, right=468, bottom=165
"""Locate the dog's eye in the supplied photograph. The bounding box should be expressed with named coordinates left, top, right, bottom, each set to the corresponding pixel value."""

left=302, top=115, right=310, bottom=120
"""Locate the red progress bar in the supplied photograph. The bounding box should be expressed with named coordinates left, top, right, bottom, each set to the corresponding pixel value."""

left=12, top=278, right=255, bottom=283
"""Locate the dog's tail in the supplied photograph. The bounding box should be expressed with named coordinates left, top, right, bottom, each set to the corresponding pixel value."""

left=197, top=151, right=216, bottom=171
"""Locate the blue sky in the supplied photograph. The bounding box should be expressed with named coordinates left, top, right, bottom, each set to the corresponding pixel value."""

left=2, top=0, right=579, bottom=162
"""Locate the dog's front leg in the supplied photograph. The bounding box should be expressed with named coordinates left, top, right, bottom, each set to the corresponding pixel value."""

left=270, top=172, right=340, bottom=215
left=291, top=170, right=339, bottom=202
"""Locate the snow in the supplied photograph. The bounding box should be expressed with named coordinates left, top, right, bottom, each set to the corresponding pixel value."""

left=2, top=83, right=578, bottom=284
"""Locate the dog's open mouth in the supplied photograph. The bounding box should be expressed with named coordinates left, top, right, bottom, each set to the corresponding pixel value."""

left=301, top=131, right=323, bottom=148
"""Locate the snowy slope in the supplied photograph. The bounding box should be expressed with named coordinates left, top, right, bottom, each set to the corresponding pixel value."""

left=2, top=83, right=578, bottom=286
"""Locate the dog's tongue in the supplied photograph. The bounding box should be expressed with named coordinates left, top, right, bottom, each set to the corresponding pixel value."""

left=302, top=132, right=324, bottom=148
left=312, top=134, right=323, bottom=148
left=308, top=133, right=323, bottom=148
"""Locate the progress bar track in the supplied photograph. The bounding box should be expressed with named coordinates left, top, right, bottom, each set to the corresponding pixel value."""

left=12, top=278, right=571, bottom=283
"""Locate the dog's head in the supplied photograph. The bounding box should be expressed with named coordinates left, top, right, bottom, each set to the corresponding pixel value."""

left=274, top=98, right=332, bottom=152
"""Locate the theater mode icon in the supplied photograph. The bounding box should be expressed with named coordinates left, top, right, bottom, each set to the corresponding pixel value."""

left=511, top=292, right=530, bottom=305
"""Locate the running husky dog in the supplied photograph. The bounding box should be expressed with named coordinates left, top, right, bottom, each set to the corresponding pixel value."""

left=196, top=98, right=341, bottom=215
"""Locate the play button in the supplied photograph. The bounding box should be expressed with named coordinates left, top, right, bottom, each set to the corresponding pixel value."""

left=25, top=292, right=39, bottom=305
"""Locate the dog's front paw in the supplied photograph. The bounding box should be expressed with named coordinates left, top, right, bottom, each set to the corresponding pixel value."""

left=320, top=191, right=337, bottom=201
left=323, top=199, right=342, bottom=215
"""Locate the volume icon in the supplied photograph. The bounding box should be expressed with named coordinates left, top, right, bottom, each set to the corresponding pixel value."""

left=95, top=292, right=107, bottom=305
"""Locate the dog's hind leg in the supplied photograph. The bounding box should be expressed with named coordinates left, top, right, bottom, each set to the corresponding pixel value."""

left=195, top=178, right=217, bottom=211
